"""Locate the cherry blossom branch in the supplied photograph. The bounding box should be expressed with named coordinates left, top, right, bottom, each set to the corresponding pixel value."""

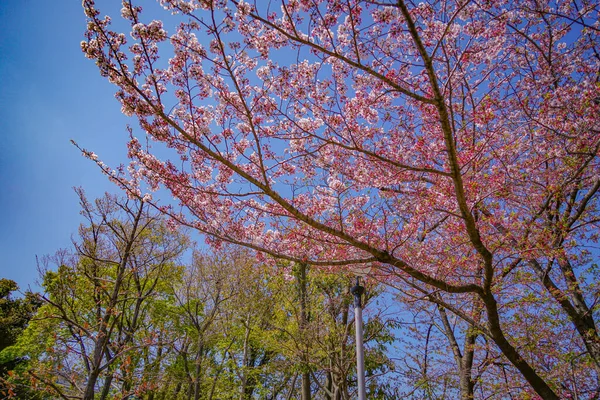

left=234, top=0, right=437, bottom=104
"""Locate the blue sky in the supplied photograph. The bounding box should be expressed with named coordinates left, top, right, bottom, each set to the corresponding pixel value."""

left=0, top=1, right=133, bottom=291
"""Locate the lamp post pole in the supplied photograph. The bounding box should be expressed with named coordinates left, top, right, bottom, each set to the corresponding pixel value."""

left=351, top=277, right=367, bottom=400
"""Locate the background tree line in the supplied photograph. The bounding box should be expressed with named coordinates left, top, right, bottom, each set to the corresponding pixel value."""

left=2, top=191, right=599, bottom=399
left=0, top=192, right=398, bottom=399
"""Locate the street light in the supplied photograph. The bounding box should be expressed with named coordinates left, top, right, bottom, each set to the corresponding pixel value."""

left=350, top=265, right=371, bottom=400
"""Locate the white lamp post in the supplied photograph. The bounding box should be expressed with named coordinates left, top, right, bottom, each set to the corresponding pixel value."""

left=350, top=265, right=371, bottom=400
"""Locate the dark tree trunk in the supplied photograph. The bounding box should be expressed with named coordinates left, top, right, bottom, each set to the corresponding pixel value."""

left=482, top=292, right=559, bottom=400
left=530, top=258, right=600, bottom=369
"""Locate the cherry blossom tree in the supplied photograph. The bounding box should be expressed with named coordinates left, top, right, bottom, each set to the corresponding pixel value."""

left=81, top=0, right=600, bottom=398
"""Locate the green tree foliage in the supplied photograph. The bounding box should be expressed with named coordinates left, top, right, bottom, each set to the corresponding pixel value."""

left=4, top=191, right=188, bottom=400
left=0, top=279, right=41, bottom=398
left=13, top=190, right=598, bottom=397
left=5, top=193, right=400, bottom=399
left=140, top=248, right=399, bottom=399
left=265, top=263, right=397, bottom=399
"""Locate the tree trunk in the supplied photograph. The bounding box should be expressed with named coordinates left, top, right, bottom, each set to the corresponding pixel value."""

left=99, top=370, right=113, bottom=400
left=438, top=305, right=475, bottom=400
left=173, top=381, right=182, bottom=399
left=83, top=204, right=145, bottom=400
left=193, top=340, right=204, bottom=400
left=83, top=368, right=100, bottom=400
left=324, top=371, right=333, bottom=400
left=239, top=317, right=252, bottom=400
left=530, top=258, right=600, bottom=369
left=301, top=372, right=311, bottom=400
left=459, top=333, right=476, bottom=400
left=482, top=292, right=559, bottom=400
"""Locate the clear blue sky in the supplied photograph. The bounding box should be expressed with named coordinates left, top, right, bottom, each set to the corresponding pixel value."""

left=0, top=1, right=133, bottom=291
